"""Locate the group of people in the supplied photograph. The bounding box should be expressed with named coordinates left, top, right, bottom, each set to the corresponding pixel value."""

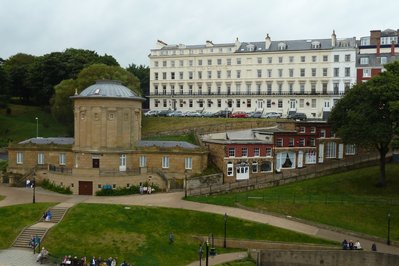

left=139, top=184, right=153, bottom=194
left=42, top=210, right=52, bottom=221
left=342, top=239, right=362, bottom=250
left=60, top=255, right=130, bottom=266
left=26, top=179, right=35, bottom=188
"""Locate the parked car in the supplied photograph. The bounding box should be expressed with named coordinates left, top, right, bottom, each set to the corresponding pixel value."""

left=287, top=112, right=307, bottom=121
left=144, top=110, right=159, bottom=117
left=212, top=110, right=232, bottom=118
left=262, top=112, right=282, bottom=119
left=230, top=112, right=248, bottom=118
left=185, top=111, right=202, bottom=117
left=201, top=111, right=214, bottom=117
left=250, top=111, right=263, bottom=118
left=167, top=110, right=185, bottom=117
left=157, top=110, right=173, bottom=117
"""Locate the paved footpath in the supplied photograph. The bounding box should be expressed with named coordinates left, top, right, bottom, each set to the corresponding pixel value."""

left=1, top=184, right=399, bottom=265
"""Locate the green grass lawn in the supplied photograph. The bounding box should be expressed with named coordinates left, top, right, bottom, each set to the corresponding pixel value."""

left=43, top=204, right=334, bottom=266
left=142, top=133, right=197, bottom=144
left=216, top=257, right=256, bottom=266
left=0, top=203, right=56, bottom=249
left=188, top=164, right=399, bottom=241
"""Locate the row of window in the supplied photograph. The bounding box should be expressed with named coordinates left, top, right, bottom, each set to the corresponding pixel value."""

left=17, top=152, right=66, bottom=165
left=360, top=36, right=398, bottom=46
left=227, top=161, right=273, bottom=176
left=153, top=54, right=353, bottom=68
left=154, top=98, right=326, bottom=109
left=359, top=56, right=388, bottom=65
left=16, top=152, right=193, bottom=170
left=153, top=66, right=353, bottom=81
left=225, top=143, right=356, bottom=159
left=228, top=147, right=272, bottom=157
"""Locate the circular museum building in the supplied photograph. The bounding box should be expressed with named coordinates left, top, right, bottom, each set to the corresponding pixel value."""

left=6, top=80, right=208, bottom=195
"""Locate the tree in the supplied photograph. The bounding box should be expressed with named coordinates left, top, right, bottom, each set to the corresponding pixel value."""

left=329, top=61, right=399, bottom=186
left=51, top=64, right=141, bottom=134
left=3, top=53, right=36, bottom=104
left=126, top=64, right=149, bottom=108
left=0, top=61, right=10, bottom=98
left=29, top=49, right=119, bottom=106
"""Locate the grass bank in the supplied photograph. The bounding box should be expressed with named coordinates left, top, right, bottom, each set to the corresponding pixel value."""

left=0, top=203, right=56, bottom=249
left=0, top=104, right=68, bottom=146
left=188, top=164, right=399, bottom=241
left=43, top=204, right=334, bottom=266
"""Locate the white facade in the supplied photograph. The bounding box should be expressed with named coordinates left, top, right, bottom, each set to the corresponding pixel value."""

left=148, top=32, right=357, bottom=119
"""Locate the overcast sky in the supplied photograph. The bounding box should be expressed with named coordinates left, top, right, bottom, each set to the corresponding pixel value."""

left=1, top=0, right=398, bottom=67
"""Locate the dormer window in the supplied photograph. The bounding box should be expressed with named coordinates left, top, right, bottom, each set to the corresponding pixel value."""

left=311, top=41, right=321, bottom=49
left=246, top=44, right=255, bottom=52
left=94, top=88, right=100, bottom=95
left=278, top=42, right=287, bottom=50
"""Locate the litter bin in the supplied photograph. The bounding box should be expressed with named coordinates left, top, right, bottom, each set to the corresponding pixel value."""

left=210, top=247, right=216, bottom=256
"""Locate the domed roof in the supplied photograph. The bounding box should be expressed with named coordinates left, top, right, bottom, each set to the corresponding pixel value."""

left=73, top=80, right=144, bottom=100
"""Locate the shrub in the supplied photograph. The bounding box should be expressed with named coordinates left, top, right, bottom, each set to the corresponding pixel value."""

left=96, top=182, right=160, bottom=196
left=41, top=178, right=73, bottom=194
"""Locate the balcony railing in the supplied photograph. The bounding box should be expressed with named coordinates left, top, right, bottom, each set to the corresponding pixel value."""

left=48, top=164, right=72, bottom=175
left=149, top=91, right=345, bottom=97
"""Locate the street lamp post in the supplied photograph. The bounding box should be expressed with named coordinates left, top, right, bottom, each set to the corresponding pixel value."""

left=184, top=170, right=188, bottom=199
left=198, top=244, right=203, bottom=266
left=223, top=213, right=228, bottom=248
left=32, top=172, right=36, bottom=204
left=387, top=212, right=391, bottom=245
left=205, top=240, right=209, bottom=266
left=35, top=117, right=38, bottom=138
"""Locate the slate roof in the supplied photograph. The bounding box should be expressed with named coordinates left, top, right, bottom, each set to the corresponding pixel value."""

left=136, top=140, right=199, bottom=149
left=72, top=80, right=144, bottom=101
left=19, top=137, right=74, bottom=145
left=237, top=39, right=333, bottom=53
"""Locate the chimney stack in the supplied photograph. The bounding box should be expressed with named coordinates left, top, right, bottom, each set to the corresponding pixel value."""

left=265, top=34, right=271, bottom=49
left=331, top=30, right=337, bottom=47
left=391, top=40, right=396, bottom=56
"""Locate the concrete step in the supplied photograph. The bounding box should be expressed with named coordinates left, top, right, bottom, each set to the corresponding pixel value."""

left=13, top=227, right=48, bottom=248
left=40, top=207, right=68, bottom=223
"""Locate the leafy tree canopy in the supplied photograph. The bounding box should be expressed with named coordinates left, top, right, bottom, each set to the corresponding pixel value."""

left=3, top=53, right=36, bottom=104
left=329, top=61, right=399, bottom=186
left=29, top=48, right=119, bottom=105
left=126, top=63, right=149, bottom=108
left=51, top=64, right=141, bottom=134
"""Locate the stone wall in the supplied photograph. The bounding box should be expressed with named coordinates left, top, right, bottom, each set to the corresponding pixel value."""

left=251, top=249, right=399, bottom=266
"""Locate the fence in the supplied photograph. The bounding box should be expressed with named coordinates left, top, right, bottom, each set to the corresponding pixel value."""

left=187, top=152, right=387, bottom=197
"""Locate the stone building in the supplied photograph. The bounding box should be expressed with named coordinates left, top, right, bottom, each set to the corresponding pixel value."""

left=7, top=80, right=208, bottom=195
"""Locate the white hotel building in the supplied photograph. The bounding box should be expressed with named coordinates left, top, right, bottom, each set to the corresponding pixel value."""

left=148, top=31, right=357, bottom=119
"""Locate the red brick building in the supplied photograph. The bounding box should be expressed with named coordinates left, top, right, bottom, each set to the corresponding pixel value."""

left=202, top=121, right=356, bottom=183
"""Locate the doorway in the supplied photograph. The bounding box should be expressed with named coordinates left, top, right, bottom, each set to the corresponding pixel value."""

left=78, top=181, right=93, bottom=195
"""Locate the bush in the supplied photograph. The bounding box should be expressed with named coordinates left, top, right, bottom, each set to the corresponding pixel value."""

left=96, top=182, right=160, bottom=196
left=0, top=161, right=7, bottom=172
left=41, top=178, right=73, bottom=194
